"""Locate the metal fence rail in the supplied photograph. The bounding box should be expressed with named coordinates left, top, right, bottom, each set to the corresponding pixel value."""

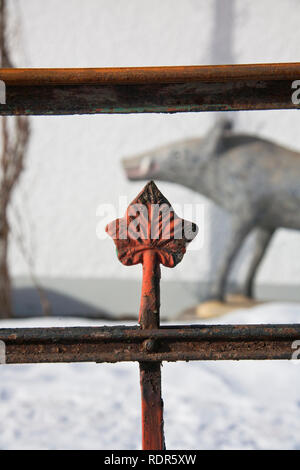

left=0, top=324, right=299, bottom=363
left=0, top=62, right=300, bottom=450
left=0, top=62, right=300, bottom=114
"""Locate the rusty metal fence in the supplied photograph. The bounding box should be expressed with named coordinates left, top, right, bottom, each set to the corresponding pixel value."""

left=0, top=63, right=300, bottom=449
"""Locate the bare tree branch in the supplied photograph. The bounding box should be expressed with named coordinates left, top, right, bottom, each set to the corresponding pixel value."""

left=0, top=0, right=31, bottom=317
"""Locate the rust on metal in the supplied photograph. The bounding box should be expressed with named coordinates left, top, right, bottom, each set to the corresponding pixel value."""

left=106, top=182, right=197, bottom=327
left=0, top=324, right=299, bottom=364
left=140, top=362, right=164, bottom=450
left=106, top=181, right=198, bottom=450
left=0, top=63, right=299, bottom=115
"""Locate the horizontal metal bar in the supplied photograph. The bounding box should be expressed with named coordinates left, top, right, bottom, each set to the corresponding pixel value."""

left=0, top=324, right=299, bottom=363
left=1, top=64, right=300, bottom=85
left=0, top=63, right=299, bottom=115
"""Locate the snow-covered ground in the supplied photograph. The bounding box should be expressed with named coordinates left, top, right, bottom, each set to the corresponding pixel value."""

left=0, top=302, right=300, bottom=450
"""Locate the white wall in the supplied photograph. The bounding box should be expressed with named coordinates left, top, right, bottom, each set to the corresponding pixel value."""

left=6, top=0, right=300, bottom=290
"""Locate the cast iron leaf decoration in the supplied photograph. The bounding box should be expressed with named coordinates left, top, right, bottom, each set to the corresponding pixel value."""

left=106, top=181, right=198, bottom=267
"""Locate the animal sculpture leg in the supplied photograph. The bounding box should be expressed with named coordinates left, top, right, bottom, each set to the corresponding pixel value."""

left=242, top=227, right=275, bottom=298
left=208, top=218, right=254, bottom=301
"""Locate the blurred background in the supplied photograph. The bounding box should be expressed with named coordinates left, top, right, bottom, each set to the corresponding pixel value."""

left=4, top=0, right=300, bottom=319
left=2, top=0, right=300, bottom=451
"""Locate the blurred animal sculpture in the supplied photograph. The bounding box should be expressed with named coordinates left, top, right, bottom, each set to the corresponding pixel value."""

left=123, top=120, right=300, bottom=302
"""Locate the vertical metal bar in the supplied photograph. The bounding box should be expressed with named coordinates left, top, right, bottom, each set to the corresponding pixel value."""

left=139, top=250, right=165, bottom=450
left=139, top=362, right=165, bottom=450
left=105, top=180, right=198, bottom=449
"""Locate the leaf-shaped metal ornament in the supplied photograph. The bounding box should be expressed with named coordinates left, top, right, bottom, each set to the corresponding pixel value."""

left=106, top=180, right=198, bottom=267
left=106, top=180, right=198, bottom=328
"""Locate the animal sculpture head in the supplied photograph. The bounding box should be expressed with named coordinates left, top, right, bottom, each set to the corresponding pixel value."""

left=122, top=119, right=233, bottom=190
